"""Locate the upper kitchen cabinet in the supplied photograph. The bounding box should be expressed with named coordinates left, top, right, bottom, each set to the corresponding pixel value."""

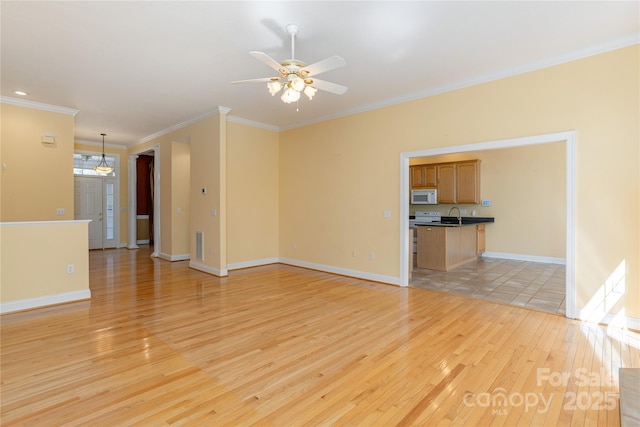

left=436, top=163, right=456, bottom=203
left=410, top=164, right=437, bottom=189
left=412, top=159, right=481, bottom=204
left=456, top=160, right=481, bottom=204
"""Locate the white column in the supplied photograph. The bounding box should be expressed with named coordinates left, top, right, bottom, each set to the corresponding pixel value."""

left=151, top=145, right=160, bottom=258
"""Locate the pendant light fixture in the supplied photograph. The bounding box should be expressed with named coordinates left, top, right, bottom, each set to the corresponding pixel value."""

left=94, top=133, right=114, bottom=174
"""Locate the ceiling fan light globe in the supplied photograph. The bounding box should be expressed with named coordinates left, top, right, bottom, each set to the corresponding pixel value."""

left=290, top=76, right=305, bottom=92
left=267, top=81, right=282, bottom=96
left=281, top=87, right=300, bottom=103
left=304, top=85, right=317, bottom=100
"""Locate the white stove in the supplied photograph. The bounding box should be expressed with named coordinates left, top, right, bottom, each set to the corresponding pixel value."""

left=410, top=211, right=441, bottom=226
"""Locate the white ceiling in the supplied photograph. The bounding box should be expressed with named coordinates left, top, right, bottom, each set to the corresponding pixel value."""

left=2, top=1, right=638, bottom=148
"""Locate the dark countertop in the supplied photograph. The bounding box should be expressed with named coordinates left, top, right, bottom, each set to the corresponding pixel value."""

left=410, top=216, right=495, bottom=227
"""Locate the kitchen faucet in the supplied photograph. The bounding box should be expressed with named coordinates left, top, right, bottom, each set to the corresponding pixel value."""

left=448, top=206, right=462, bottom=225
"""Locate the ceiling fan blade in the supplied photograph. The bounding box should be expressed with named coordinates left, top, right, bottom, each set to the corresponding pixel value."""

left=308, top=78, right=348, bottom=95
left=232, top=77, right=278, bottom=84
left=250, top=51, right=284, bottom=73
left=301, top=56, right=346, bottom=77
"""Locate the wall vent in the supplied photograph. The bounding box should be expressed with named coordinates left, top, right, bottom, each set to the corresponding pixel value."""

left=195, top=231, right=204, bottom=261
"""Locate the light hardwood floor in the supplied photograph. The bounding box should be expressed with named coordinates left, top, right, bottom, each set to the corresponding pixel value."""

left=2, top=247, right=639, bottom=425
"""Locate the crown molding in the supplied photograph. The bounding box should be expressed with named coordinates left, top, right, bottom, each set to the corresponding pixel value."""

left=1, top=96, right=79, bottom=116
left=74, top=140, right=128, bottom=151
left=137, top=106, right=232, bottom=145
left=227, top=115, right=280, bottom=132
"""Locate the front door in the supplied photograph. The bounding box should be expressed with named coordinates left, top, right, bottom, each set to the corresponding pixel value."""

left=74, top=177, right=104, bottom=249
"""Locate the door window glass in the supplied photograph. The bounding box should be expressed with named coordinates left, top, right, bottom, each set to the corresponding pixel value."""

left=106, top=183, right=114, bottom=240
left=74, top=154, right=116, bottom=176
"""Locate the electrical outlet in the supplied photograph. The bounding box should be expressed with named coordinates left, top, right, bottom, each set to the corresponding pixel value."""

left=67, top=264, right=74, bottom=274
left=56, top=208, right=65, bottom=216
left=352, top=250, right=356, bottom=257
left=460, top=209, right=467, bottom=214
left=482, top=200, right=491, bottom=207
left=292, top=242, right=297, bottom=249
left=369, top=252, right=375, bottom=260
left=383, top=210, right=391, bottom=218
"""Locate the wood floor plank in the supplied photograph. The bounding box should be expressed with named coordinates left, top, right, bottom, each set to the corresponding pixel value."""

left=1, top=247, right=639, bottom=425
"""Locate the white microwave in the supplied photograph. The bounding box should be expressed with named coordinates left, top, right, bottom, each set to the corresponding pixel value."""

left=411, top=189, right=437, bottom=204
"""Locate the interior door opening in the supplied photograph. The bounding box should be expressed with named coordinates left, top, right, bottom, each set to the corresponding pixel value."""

left=400, top=131, right=576, bottom=318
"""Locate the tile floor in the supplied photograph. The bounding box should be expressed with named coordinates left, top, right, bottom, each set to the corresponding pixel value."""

left=410, top=257, right=566, bottom=315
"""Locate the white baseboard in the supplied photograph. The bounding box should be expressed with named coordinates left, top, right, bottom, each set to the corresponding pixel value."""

left=577, top=308, right=640, bottom=332
left=0, top=290, right=91, bottom=314
left=137, top=239, right=150, bottom=245
left=482, top=252, right=566, bottom=265
left=279, top=257, right=401, bottom=286
left=159, top=252, right=190, bottom=262
left=227, top=257, right=279, bottom=271
left=189, top=261, right=228, bottom=277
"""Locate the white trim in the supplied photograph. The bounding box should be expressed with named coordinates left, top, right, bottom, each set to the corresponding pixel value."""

left=188, top=261, right=228, bottom=277
left=227, top=257, right=279, bottom=271
left=576, top=310, right=640, bottom=332
left=74, top=140, right=128, bottom=151
left=227, top=115, right=280, bottom=132
left=482, top=252, right=566, bottom=265
left=151, top=146, right=161, bottom=258
left=159, top=252, right=190, bottom=262
left=1, top=96, right=79, bottom=116
left=137, top=106, right=231, bottom=145
left=399, top=131, right=577, bottom=321
left=279, top=258, right=401, bottom=286
left=565, top=133, right=577, bottom=319
left=137, top=239, right=151, bottom=245
left=0, top=220, right=91, bottom=226
left=0, top=290, right=91, bottom=314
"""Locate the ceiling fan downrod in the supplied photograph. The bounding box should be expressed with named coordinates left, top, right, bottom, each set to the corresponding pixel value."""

left=286, top=23, right=299, bottom=61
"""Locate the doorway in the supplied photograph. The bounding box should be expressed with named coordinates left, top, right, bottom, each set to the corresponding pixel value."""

left=74, top=176, right=118, bottom=249
left=399, top=131, right=577, bottom=318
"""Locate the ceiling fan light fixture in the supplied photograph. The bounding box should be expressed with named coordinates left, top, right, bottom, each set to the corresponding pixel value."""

left=281, top=86, right=300, bottom=104
left=267, top=81, right=282, bottom=96
left=303, top=85, right=317, bottom=100
left=290, top=76, right=306, bottom=92
left=93, top=133, right=114, bottom=175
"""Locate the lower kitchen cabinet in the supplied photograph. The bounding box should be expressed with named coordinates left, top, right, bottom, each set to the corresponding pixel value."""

left=476, top=224, right=486, bottom=255
left=416, top=225, right=478, bottom=271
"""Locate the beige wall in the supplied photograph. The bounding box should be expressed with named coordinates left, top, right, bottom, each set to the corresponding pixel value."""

left=279, top=45, right=639, bottom=318
left=227, top=122, right=279, bottom=266
left=135, top=111, right=227, bottom=272
left=1, top=103, right=75, bottom=221
left=411, top=142, right=566, bottom=259
left=1, top=221, right=89, bottom=305
left=170, top=141, right=191, bottom=257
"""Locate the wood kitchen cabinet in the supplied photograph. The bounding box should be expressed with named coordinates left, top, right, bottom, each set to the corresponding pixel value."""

left=410, top=165, right=437, bottom=189
left=436, top=164, right=456, bottom=203
left=456, top=160, right=481, bottom=203
left=476, top=224, right=486, bottom=255
left=416, top=225, right=478, bottom=271
left=412, top=160, right=481, bottom=203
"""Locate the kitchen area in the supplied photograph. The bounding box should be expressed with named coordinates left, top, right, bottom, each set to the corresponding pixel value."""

left=408, top=149, right=566, bottom=315
left=409, top=159, right=494, bottom=273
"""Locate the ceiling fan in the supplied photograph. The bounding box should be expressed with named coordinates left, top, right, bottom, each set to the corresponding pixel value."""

left=232, top=23, right=347, bottom=104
